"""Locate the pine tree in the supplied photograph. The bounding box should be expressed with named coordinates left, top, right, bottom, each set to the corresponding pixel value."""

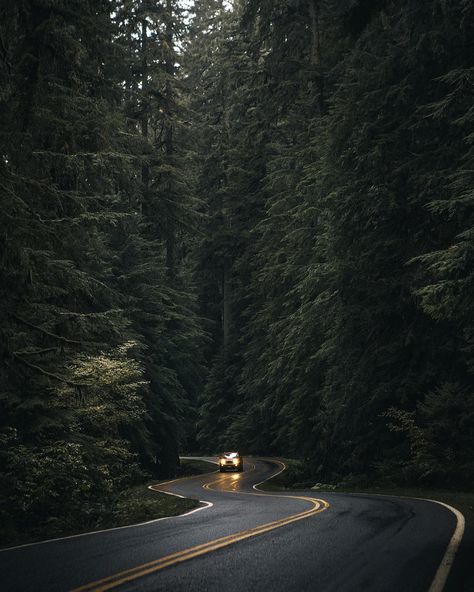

left=113, top=0, right=206, bottom=473
left=0, top=0, right=151, bottom=535
left=193, top=0, right=473, bottom=486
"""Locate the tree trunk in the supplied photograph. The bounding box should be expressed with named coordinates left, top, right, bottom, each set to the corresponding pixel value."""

left=223, top=265, right=231, bottom=352
left=165, top=0, right=175, bottom=280
left=141, top=19, right=149, bottom=192
left=308, top=0, right=325, bottom=114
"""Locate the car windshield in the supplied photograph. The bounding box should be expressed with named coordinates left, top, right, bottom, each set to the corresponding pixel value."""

left=221, top=452, right=239, bottom=458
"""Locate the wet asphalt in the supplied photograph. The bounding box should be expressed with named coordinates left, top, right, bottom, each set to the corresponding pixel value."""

left=0, top=458, right=456, bottom=592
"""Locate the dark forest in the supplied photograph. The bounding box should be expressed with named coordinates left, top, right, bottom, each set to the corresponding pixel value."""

left=1, top=0, right=473, bottom=543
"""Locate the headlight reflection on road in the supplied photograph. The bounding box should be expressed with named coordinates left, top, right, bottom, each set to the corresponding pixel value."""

left=228, top=473, right=240, bottom=491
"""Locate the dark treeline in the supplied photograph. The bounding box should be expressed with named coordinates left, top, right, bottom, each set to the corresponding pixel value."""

left=0, top=0, right=473, bottom=542
left=0, top=0, right=204, bottom=539
left=191, top=0, right=474, bottom=489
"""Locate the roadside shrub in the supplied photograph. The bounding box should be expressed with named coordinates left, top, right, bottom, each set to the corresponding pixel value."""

left=384, top=383, right=474, bottom=488
left=0, top=436, right=143, bottom=545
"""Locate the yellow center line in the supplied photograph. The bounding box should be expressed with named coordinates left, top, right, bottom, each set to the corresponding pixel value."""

left=72, top=460, right=329, bottom=592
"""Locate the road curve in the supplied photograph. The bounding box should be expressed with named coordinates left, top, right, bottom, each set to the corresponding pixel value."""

left=0, top=458, right=458, bottom=592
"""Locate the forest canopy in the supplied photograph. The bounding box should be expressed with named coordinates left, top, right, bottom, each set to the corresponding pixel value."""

left=1, top=0, right=473, bottom=540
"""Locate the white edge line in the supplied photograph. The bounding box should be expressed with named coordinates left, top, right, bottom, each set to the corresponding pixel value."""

left=6, top=458, right=459, bottom=590
left=255, top=461, right=464, bottom=592
left=253, top=459, right=287, bottom=491
left=424, top=498, right=465, bottom=592
left=317, top=488, right=464, bottom=592
left=0, top=464, right=218, bottom=553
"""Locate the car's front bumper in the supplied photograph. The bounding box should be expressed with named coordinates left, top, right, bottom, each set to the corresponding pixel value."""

left=220, top=464, right=242, bottom=471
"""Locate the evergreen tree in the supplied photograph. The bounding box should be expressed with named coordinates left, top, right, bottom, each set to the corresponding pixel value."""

left=113, top=0, right=206, bottom=472
left=0, top=0, right=150, bottom=534
left=1, top=0, right=473, bottom=545
left=0, top=0, right=205, bottom=540
left=193, top=0, right=473, bottom=486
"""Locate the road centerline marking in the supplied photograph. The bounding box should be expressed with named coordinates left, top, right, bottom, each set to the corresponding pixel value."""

left=72, top=459, right=329, bottom=592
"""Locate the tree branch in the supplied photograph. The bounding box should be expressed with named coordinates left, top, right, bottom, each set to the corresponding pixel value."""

left=13, top=347, right=58, bottom=356
left=12, top=353, right=91, bottom=387
left=12, top=314, right=88, bottom=346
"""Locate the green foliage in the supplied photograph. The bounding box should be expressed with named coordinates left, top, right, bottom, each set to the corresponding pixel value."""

left=0, top=437, right=142, bottom=543
left=112, top=484, right=198, bottom=527
left=0, top=0, right=205, bottom=545
left=1, top=0, right=473, bottom=548
left=192, top=0, right=474, bottom=488
left=385, top=384, right=474, bottom=488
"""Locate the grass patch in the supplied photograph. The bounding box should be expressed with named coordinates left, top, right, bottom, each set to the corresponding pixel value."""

left=111, top=482, right=199, bottom=527
left=0, top=476, right=201, bottom=550
left=1, top=458, right=216, bottom=549
left=258, top=458, right=316, bottom=491
left=0, top=459, right=216, bottom=550
left=177, top=458, right=217, bottom=477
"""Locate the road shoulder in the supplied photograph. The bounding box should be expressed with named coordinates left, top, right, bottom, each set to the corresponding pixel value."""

left=0, top=458, right=216, bottom=551
left=260, top=461, right=473, bottom=592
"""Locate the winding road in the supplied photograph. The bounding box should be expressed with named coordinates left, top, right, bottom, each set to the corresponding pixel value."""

left=0, top=458, right=461, bottom=592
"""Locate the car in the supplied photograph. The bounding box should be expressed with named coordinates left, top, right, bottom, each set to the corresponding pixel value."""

left=218, top=451, right=244, bottom=472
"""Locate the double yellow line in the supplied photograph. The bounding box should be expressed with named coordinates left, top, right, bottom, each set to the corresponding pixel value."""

left=73, top=462, right=329, bottom=592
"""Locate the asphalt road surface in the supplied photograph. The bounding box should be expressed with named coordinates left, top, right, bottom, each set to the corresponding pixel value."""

left=0, top=458, right=459, bottom=592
